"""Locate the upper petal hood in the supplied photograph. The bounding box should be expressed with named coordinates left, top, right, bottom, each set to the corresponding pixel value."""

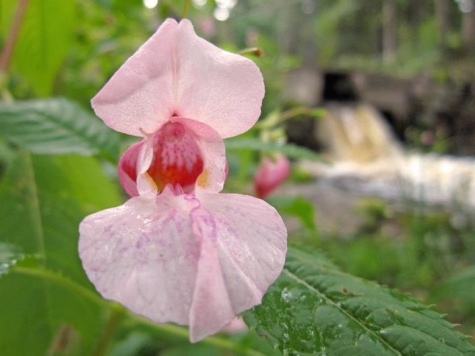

left=92, top=19, right=264, bottom=139
left=92, top=19, right=177, bottom=137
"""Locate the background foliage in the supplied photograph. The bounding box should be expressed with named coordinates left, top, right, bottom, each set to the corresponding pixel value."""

left=1, top=0, right=475, bottom=355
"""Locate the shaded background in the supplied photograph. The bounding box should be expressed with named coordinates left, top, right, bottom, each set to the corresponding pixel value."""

left=1, top=0, right=475, bottom=355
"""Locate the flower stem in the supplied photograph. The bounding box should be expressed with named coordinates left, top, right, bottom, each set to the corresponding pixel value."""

left=92, top=305, right=125, bottom=356
left=280, top=107, right=320, bottom=121
left=238, top=47, right=264, bottom=57
left=182, top=0, right=191, bottom=18
left=0, top=0, right=29, bottom=75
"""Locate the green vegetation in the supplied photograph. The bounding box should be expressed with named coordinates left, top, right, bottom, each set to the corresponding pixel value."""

left=1, top=1, right=475, bottom=355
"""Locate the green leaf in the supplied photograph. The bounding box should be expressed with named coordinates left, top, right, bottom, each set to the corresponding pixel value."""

left=225, top=138, right=324, bottom=162
left=0, top=242, right=34, bottom=277
left=0, top=266, right=106, bottom=356
left=435, top=266, right=475, bottom=306
left=5, top=261, right=273, bottom=356
left=244, top=246, right=475, bottom=356
left=0, top=0, right=75, bottom=96
left=0, top=98, right=120, bottom=160
left=0, top=243, right=21, bottom=275
left=0, top=151, right=273, bottom=356
left=0, top=151, right=123, bottom=355
left=268, top=196, right=316, bottom=232
left=0, top=151, right=122, bottom=283
left=0, top=244, right=107, bottom=356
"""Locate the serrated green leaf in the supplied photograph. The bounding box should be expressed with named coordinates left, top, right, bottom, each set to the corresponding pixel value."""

left=0, top=0, right=75, bottom=96
left=0, top=98, right=120, bottom=160
left=244, top=246, right=475, bottom=356
left=225, top=138, right=324, bottom=162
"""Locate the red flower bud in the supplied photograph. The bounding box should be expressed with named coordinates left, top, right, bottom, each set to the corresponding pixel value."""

left=254, top=154, right=290, bottom=198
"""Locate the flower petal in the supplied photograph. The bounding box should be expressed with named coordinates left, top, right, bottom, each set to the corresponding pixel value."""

left=135, top=136, right=160, bottom=196
left=79, top=188, right=201, bottom=326
left=222, top=317, right=248, bottom=333
left=188, top=209, right=235, bottom=342
left=91, top=19, right=264, bottom=138
left=118, top=141, right=143, bottom=197
left=174, top=117, right=226, bottom=193
left=175, top=20, right=264, bottom=138
left=91, top=19, right=178, bottom=136
left=79, top=189, right=287, bottom=343
left=189, top=192, right=287, bottom=341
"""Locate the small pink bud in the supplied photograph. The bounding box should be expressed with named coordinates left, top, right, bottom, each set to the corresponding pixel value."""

left=254, top=154, right=290, bottom=198
left=197, top=18, right=216, bottom=37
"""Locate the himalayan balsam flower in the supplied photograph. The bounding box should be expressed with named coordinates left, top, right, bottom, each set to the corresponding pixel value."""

left=254, top=154, right=291, bottom=198
left=79, top=19, right=287, bottom=342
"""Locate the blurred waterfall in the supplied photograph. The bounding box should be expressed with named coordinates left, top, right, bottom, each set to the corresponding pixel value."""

left=305, top=103, right=475, bottom=215
left=317, top=103, right=403, bottom=162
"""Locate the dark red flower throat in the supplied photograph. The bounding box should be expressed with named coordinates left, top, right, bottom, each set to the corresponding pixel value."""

left=119, top=122, right=204, bottom=196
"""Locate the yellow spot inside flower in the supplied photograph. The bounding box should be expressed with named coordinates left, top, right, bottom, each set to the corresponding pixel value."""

left=196, top=169, right=209, bottom=188
left=144, top=172, right=158, bottom=192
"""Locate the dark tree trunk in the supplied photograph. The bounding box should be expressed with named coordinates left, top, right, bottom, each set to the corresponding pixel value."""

left=435, top=0, right=449, bottom=51
left=462, top=5, right=475, bottom=55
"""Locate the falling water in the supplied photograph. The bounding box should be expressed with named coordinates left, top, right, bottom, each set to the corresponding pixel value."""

left=303, top=103, right=475, bottom=215
left=316, top=103, right=403, bottom=163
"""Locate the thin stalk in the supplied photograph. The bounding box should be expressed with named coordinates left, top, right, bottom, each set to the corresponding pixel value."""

left=257, top=107, right=323, bottom=130
left=93, top=306, right=125, bottom=356
left=0, top=0, right=30, bottom=74
left=281, top=107, right=316, bottom=121
left=238, top=47, right=264, bottom=57
left=182, top=0, right=191, bottom=19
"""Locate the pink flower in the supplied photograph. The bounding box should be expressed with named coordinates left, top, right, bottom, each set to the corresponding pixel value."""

left=254, top=154, right=290, bottom=198
left=78, top=19, right=287, bottom=342
left=222, top=316, right=248, bottom=333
